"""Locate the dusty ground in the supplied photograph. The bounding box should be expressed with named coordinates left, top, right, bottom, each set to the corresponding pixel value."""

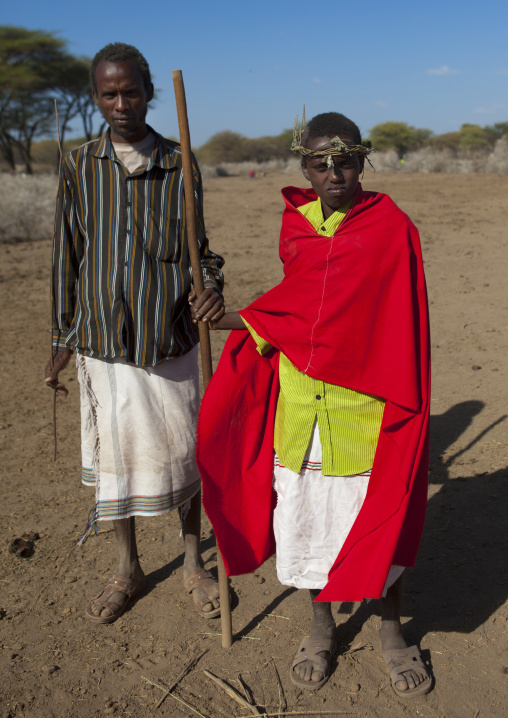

left=1, top=169, right=507, bottom=718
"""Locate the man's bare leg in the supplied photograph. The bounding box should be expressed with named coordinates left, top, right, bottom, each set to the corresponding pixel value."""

left=292, top=589, right=335, bottom=685
left=180, top=491, right=220, bottom=615
left=379, top=573, right=429, bottom=693
left=87, top=517, right=145, bottom=619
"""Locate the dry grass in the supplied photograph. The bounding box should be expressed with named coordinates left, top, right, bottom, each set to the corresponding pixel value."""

left=0, top=173, right=56, bottom=243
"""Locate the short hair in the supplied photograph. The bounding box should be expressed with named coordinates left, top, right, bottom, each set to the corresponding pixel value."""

left=304, top=112, right=362, bottom=146
left=90, top=43, right=152, bottom=95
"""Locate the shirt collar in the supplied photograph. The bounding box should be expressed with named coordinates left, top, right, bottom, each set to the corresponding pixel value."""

left=90, top=125, right=179, bottom=170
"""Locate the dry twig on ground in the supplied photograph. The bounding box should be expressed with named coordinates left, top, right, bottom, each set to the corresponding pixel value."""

left=203, top=669, right=262, bottom=715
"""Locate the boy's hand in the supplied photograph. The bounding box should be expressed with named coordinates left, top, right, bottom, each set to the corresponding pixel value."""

left=189, top=287, right=225, bottom=324
left=45, top=350, right=72, bottom=396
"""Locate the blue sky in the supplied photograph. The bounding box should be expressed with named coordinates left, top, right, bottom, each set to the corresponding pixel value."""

left=4, top=0, right=508, bottom=145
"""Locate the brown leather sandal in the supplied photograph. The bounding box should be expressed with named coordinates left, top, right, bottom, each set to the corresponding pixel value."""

left=85, top=574, right=146, bottom=624
left=183, top=568, right=221, bottom=618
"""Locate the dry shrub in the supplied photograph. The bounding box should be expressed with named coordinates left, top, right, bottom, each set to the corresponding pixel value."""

left=199, top=164, right=226, bottom=179
left=369, top=142, right=508, bottom=175
left=201, top=158, right=300, bottom=181
left=485, top=137, right=508, bottom=175
left=283, top=157, right=302, bottom=174
left=402, top=148, right=485, bottom=173
left=0, top=173, right=56, bottom=243
left=368, top=149, right=401, bottom=172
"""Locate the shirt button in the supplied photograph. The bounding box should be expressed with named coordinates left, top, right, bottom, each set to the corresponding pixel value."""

left=316, top=394, right=321, bottom=400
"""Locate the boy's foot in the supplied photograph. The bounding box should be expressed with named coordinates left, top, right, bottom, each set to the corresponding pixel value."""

left=290, top=635, right=336, bottom=691
left=290, top=606, right=336, bottom=691
left=183, top=568, right=221, bottom=618
left=380, top=620, right=431, bottom=696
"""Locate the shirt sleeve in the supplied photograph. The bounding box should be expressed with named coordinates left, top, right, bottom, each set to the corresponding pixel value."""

left=192, top=156, right=225, bottom=294
left=241, top=317, right=273, bottom=355
left=51, top=155, right=81, bottom=353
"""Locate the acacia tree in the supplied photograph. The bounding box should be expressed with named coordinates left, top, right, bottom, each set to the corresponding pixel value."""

left=0, top=27, right=63, bottom=171
left=0, top=26, right=99, bottom=172
left=51, top=54, right=99, bottom=167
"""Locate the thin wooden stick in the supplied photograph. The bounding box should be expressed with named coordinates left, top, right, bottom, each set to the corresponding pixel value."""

left=203, top=670, right=262, bottom=716
left=50, top=99, right=64, bottom=461
left=142, top=676, right=206, bottom=717
left=271, top=659, right=286, bottom=714
left=172, top=69, right=233, bottom=649
left=155, top=649, right=208, bottom=708
left=235, top=713, right=356, bottom=718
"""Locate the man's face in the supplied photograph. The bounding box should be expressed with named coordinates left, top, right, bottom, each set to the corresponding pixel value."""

left=93, top=60, right=154, bottom=143
left=302, top=135, right=363, bottom=219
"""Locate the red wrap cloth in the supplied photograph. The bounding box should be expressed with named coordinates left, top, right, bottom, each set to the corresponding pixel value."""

left=197, top=185, right=430, bottom=601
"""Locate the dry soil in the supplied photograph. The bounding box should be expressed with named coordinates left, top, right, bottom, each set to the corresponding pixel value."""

left=1, top=170, right=507, bottom=717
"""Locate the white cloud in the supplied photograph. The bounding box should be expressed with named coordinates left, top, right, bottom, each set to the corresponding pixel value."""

left=427, top=65, right=459, bottom=76
left=312, top=77, right=323, bottom=84
left=375, top=101, right=388, bottom=107
left=473, top=104, right=505, bottom=115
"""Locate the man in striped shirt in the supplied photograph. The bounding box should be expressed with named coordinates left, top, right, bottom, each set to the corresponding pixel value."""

left=197, top=113, right=431, bottom=696
left=45, top=43, right=225, bottom=624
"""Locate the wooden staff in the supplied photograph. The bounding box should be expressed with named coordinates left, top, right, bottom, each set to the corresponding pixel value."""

left=172, top=70, right=233, bottom=648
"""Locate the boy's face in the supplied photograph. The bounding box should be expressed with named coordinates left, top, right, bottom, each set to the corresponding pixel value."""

left=302, top=135, right=363, bottom=219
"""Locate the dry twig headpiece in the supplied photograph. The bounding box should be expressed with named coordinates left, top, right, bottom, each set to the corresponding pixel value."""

left=291, top=106, right=374, bottom=168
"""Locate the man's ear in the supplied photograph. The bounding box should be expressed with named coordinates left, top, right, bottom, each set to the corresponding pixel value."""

left=146, top=83, right=155, bottom=103
left=92, top=93, right=99, bottom=108
left=301, top=162, right=310, bottom=181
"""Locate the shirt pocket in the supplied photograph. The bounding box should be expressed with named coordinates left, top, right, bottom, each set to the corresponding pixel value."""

left=141, top=209, right=182, bottom=263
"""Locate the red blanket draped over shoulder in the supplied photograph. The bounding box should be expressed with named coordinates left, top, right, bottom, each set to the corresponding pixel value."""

left=197, top=184, right=430, bottom=602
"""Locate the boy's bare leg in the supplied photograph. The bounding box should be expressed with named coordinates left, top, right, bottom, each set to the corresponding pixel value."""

left=379, top=573, right=429, bottom=692
left=87, top=517, right=145, bottom=619
left=180, top=491, right=220, bottom=614
left=293, top=589, right=335, bottom=684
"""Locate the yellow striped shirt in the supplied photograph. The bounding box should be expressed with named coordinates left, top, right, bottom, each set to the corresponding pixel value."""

left=244, top=198, right=385, bottom=475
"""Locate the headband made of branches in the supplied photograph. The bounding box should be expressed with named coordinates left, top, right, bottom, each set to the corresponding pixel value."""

left=291, top=107, right=374, bottom=168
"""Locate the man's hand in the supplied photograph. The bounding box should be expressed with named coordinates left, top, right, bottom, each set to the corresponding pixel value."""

left=45, top=350, right=72, bottom=397
left=189, top=287, right=225, bottom=324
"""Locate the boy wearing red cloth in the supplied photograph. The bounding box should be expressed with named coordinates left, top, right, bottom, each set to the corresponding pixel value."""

left=194, top=113, right=431, bottom=696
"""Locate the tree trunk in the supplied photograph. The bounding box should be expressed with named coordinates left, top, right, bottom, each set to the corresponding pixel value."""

left=0, top=132, right=16, bottom=171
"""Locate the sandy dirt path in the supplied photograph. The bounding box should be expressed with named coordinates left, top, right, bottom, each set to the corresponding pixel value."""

left=0, top=170, right=507, bottom=717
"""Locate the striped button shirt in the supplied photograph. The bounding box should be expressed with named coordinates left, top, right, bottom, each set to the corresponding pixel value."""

left=244, top=198, right=386, bottom=477
left=52, top=128, right=224, bottom=366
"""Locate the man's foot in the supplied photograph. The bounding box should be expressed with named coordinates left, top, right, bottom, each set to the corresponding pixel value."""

left=183, top=568, right=220, bottom=618
left=380, top=620, right=431, bottom=697
left=85, top=573, right=146, bottom=624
